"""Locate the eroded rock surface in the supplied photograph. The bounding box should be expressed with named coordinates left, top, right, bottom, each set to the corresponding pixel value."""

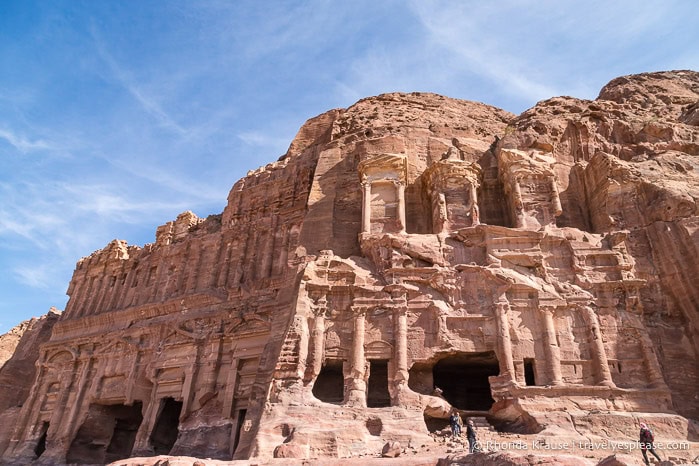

left=1, top=71, right=699, bottom=465
left=0, top=309, right=61, bottom=458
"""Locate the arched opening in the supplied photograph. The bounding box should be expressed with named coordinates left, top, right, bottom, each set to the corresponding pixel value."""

left=432, top=352, right=499, bottom=411
left=312, top=359, right=344, bottom=403
left=149, top=397, right=182, bottom=455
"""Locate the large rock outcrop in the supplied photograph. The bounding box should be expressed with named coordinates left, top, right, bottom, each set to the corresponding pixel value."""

left=0, top=309, right=61, bottom=458
left=1, top=71, right=698, bottom=465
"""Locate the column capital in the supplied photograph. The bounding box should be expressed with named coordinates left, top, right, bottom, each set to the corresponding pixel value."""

left=539, top=305, right=558, bottom=315
left=350, top=305, right=371, bottom=316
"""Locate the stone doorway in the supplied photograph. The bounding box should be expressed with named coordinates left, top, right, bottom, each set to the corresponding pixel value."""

left=33, top=421, right=49, bottom=459
left=232, top=408, right=247, bottom=455
left=149, top=397, right=182, bottom=455
left=367, top=360, right=390, bottom=407
left=66, top=401, right=143, bottom=464
left=432, top=352, right=499, bottom=411
left=312, top=359, right=344, bottom=403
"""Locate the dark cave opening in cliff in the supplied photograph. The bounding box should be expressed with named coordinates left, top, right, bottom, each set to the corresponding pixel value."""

left=33, top=421, right=49, bottom=458
left=312, top=359, right=345, bottom=403
left=66, top=401, right=143, bottom=464
left=149, top=397, right=182, bottom=455
left=432, top=352, right=499, bottom=411
left=232, top=408, right=247, bottom=455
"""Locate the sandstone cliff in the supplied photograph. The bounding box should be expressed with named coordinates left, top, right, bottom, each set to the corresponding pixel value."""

left=0, top=309, right=61, bottom=457
left=1, top=71, right=698, bottom=466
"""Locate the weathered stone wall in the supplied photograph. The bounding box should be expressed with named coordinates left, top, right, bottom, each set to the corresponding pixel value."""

left=2, top=72, right=698, bottom=465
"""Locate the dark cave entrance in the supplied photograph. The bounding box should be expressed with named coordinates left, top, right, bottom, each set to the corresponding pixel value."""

left=312, top=359, right=344, bottom=403
left=432, top=352, right=499, bottom=411
left=524, top=358, right=537, bottom=386
left=66, top=402, right=143, bottom=464
left=367, top=360, right=390, bottom=407
left=232, top=408, right=247, bottom=455
left=34, top=421, right=49, bottom=458
left=149, top=397, right=182, bottom=455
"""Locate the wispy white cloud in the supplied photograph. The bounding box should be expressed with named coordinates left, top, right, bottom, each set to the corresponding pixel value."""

left=59, top=183, right=193, bottom=221
left=89, top=23, right=189, bottom=137
left=0, top=128, right=53, bottom=153
left=408, top=2, right=560, bottom=103
left=14, top=264, right=53, bottom=289
left=238, top=131, right=290, bottom=151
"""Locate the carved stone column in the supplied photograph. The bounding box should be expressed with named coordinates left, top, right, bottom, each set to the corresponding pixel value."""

left=295, top=315, right=310, bottom=380
left=624, top=295, right=666, bottom=389
left=394, top=307, right=408, bottom=384
left=540, top=307, right=563, bottom=386
left=639, top=331, right=666, bottom=388
left=579, top=305, right=615, bottom=387
left=494, top=300, right=517, bottom=384
left=133, top=369, right=161, bottom=455
left=305, top=295, right=327, bottom=384
left=63, top=349, right=96, bottom=447
left=512, top=179, right=524, bottom=228
left=469, top=184, right=480, bottom=225
left=181, top=340, right=203, bottom=418
left=361, top=179, right=372, bottom=234
left=222, top=353, right=239, bottom=418
left=550, top=178, right=563, bottom=216
left=396, top=181, right=406, bottom=234
left=347, top=309, right=367, bottom=407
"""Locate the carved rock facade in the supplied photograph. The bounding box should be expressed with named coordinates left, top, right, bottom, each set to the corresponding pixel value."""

left=2, top=72, right=699, bottom=464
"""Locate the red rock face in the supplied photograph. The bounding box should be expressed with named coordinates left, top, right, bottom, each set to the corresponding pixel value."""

left=2, top=72, right=699, bottom=465
left=0, top=309, right=60, bottom=458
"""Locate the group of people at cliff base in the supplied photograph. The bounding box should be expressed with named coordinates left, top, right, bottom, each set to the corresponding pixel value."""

left=449, top=410, right=479, bottom=453
left=449, top=413, right=662, bottom=464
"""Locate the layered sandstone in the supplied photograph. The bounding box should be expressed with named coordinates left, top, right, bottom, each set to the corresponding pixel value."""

left=0, top=309, right=61, bottom=458
left=1, top=71, right=699, bottom=466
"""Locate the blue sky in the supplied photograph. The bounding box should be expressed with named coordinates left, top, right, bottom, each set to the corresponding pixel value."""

left=1, top=0, right=697, bottom=332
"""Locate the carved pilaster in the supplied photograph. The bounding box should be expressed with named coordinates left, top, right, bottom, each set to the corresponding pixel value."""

left=578, top=305, right=615, bottom=387
left=181, top=340, right=204, bottom=418
left=347, top=308, right=367, bottom=407
left=494, top=299, right=517, bottom=384
left=361, top=179, right=371, bottom=234
left=396, top=180, right=406, bottom=234
left=540, top=306, right=563, bottom=386
left=63, top=349, right=96, bottom=452
left=305, top=295, right=327, bottom=384
left=512, top=180, right=524, bottom=227
left=550, top=178, right=562, bottom=216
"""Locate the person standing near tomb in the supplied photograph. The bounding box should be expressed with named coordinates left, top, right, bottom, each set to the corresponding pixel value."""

left=449, top=410, right=462, bottom=438
left=639, top=422, right=662, bottom=465
left=466, top=418, right=479, bottom=453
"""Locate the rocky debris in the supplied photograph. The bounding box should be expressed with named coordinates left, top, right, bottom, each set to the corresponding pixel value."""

left=382, top=440, right=402, bottom=457
left=273, top=443, right=309, bottom=458
left=2, top=71, right=699, bottom=465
